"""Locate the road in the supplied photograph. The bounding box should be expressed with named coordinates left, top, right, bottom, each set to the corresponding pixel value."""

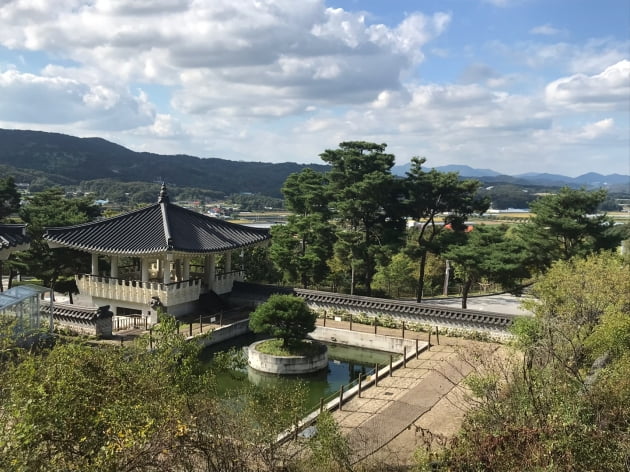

left=422, top=293, right=533, bottom=316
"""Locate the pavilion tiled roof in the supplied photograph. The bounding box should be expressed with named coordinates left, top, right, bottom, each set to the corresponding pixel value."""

left=0, top=224, right=30, bottom=250
left=44, top=185, right=270, bottom=256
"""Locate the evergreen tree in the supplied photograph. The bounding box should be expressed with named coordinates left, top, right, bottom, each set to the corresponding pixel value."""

left=404, top=157, right=489, bottom=301
left=0, top=176, right=20, bottom=220
left=443, top=225, right=530, bottom=308
left=320, top=142, right=405, bottom=295
left=269, top=169, right=334, bottom=288
left=519, top=187, right=619, bottom=271
left=17, top=187, right=101, bottom=298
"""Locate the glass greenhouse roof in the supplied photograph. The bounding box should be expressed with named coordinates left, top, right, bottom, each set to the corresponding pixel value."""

left=0, top=284, right=49, bottom=311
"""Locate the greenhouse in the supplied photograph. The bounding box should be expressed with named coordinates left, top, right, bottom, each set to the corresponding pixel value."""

left=0, top=284, right=52, bottom=335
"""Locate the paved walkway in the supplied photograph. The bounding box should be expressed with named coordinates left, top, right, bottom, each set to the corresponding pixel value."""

left=331, top=340, right=498, bottom=465
left=423, top=293, right=533, bottom=316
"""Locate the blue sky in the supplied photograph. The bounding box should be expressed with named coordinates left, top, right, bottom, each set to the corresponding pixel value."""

left=0, top=0, right=628, bottom=176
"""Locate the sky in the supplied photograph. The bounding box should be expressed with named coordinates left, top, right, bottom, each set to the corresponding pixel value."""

left=0, top=0, right=628, bottom=177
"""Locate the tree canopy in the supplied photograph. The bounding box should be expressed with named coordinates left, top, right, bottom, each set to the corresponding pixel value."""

left=519, top=187, right=619, bottom=270
left=443, top=224, right=530, bottom=308
left=421, top=252, right=630, bottom=471
left=0, top=176, right=20, bottom=220
left=404, top=157, right=489, bottom=301
left=269, top=169, right=334, bottom=288
left=249, top=294, right=317, bottom=347
left=320, top=141, right=406, bottom=295
left=17, top=187, right=101, bottom=294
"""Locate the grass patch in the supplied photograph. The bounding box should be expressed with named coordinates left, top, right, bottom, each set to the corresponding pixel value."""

left=255, top=338, right=325, bottom=357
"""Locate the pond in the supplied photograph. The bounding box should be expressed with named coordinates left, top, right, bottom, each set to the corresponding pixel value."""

left=200, top=333, right=398, bottom=412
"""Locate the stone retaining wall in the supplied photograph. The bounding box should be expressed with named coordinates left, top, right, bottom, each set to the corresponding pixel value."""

left=247, top=340, right=328, bottom=374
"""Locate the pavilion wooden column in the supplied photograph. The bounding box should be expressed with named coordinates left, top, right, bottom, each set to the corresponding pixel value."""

left=110, top=255, right=119, bottom=278
left=182, top=256, right=190, bottom=281
left=205, top=254, right=216, bottom=290
left=224, top=251, right=232, bottom=273
left=163, top=254, right=172, bottom=284
left=174, top=259, right=182, bottom=281
left=141, top=258, right=149, bottom=283
left=91, top=253, right=99, bottom=276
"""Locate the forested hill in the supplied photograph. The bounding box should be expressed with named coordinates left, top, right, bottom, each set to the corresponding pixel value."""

left=0, top=129, right=328, bottom=198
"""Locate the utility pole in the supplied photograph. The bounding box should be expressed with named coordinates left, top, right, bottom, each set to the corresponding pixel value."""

left=442, top=260, right=450, bottom=296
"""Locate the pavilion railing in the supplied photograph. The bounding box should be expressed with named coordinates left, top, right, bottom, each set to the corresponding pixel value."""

left=76, top=274, right=202, bottom=306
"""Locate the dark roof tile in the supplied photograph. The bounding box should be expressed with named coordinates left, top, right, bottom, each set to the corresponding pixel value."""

left=44, top=199, right=270, bottom=255
left=0, top=224, right=30, bottom=250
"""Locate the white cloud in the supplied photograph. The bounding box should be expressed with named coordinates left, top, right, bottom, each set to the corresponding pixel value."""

left=529, top=24, right=562, bottom=36
left=0, top=1, right=451, bottom=119
left=545, top=60, right=630, bottom=111
left=0, top=68, right=155, bottom=129
left=578, top=118, right=615, bottom=140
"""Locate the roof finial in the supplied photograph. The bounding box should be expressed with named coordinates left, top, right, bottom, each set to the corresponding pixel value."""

left=158, top=182, right=170, bottom=203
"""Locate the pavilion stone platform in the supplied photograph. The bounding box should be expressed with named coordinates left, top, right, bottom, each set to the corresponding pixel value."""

left=44, top=185, right=270, bottom=324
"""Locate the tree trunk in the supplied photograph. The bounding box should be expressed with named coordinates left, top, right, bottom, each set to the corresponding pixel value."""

left=461, top=278, right=473, bottom=309
left=416, top=251, right=428, bottom=302
left=0, top=260, right=3, bottom=292
left=8, top=267, right=17, bottom=289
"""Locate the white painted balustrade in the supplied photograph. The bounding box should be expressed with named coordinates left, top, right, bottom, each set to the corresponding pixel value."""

left=76, top=274, right=202, bottom=306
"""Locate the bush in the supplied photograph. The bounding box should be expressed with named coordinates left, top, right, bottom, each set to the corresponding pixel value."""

left=249, top=295, right=316, bottom=347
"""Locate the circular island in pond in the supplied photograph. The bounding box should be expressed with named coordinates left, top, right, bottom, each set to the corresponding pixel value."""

left=248, top=339, right=328, bottom=375
left=247, top=294, right=324, bottom=375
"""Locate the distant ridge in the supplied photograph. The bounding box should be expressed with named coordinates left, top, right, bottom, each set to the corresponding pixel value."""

left=392, top=162, right=629, bottom=191
left=0, top=129, right=329, bottom=198
left=1, top=129, right=628, bottom=195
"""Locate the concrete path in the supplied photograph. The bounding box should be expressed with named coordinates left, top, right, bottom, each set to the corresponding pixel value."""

left=423, top=293, right=533, bottom=316
left=331, top=342, right=493, bottom=465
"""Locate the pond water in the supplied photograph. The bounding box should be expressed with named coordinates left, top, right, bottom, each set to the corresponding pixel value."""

left=200, top=333, right=397, bottom=412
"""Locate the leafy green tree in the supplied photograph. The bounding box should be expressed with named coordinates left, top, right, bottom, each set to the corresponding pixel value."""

left=240, top=245, right=282, bottom=284
left=320, top=141, right=405, bottom=295
left=0, top=176, right=23, bottom=291
left=519, top=187, right=619, bottom=270
left=404, top=157, right=489, bottom=301
left=17, top=187, right=101, bottom=297
left=0, top=176, right=20, bottom=220
left=305, top=410, right=352, bottom=471
left=421, top=252, right=629, bottom=471
left=249, top=294, right=317, bottom=347
left=270, top=169, right=334, bottom=288
left=0, top=311, right=210, bottom=472
left=373, top=252, right=417, bottom=298
left=443, top=225, right=530, bottom=308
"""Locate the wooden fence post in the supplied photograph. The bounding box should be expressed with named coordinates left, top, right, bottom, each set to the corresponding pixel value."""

left=403, top=346, right=407, bottom=368
left=374, top=363, right=379, bottom=386
left=349, top=314, right=353, bottom=331
left=402, top=321, right=405, bottom=338
left=415, top=338, right=419, bottom=359
left=436, top=326, right=440, bottom=345
left=389, top=355, right=393, bottom=376
left=358, top=373, right=363, bottom=398
left=339, top=385, right=344, bottom=411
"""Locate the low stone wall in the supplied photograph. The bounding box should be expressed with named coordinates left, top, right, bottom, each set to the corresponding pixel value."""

left=248, top=340, right=328, bottom=374
left=41, top=303, right=113, bottom=338
left=309, top=326, right=418, bottom=354
left=193, top=318, right=250, bottom=348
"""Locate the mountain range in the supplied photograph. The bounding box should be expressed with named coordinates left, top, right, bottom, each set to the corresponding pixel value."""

left=392, top=163, right=629, bottom=190
left=1, top=129, right=628, bottom=196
